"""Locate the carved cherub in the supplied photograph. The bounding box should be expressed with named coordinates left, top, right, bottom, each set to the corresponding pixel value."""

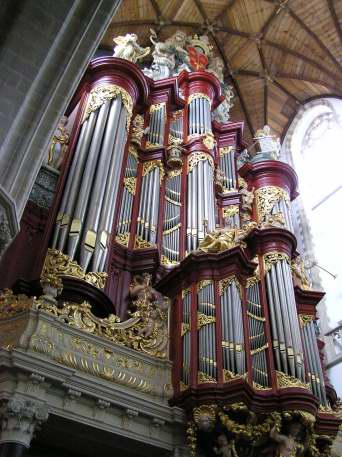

left=113, top=33, right=150, bottom=63
left=291, top=257, right=311, bottom=290
left=270, top=422, right=305, bottom=457
left=239, top=179, right=255, bottom=215
left=213, top=434, right=237, bottom=457
left=47, top=116, right=69, bottom=170
left=131, top=114, right=144, bottom=146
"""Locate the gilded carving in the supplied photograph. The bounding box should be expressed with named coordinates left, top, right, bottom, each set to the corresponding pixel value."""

left=197, top=312, right=215, bottom=329
left=264, top=251, right=290, bottom=273
left=115, top=232, right=130, bottom=246
left=130, top=115, right=144, bottom=146
left=0, top=289, right=34, bottom=319
left=188, top=151, right=214, bottom=173
left=42, top=248, right=107, bottom=289
left=222, top=205, right=239, bottom=219
left=160, top=255, right=179, bottom=266
left=219, top=146, right=234, bottom=157
left=198, top=222, right=257, bottom=254
left=134, top=236, right=155, bottom=249
left=83, top=84, right=133, bottom=128
left=299, top=314, right=314, bottom=328
left=198, top=371, right=216, bottom=384
left=291, top=256, right=311, bottom=290
left=219, top=276, right=240, bottom=296
left=188, top=93, right=211, bottom=105
left=123, top=176, right=136, bottom=195
left=276, top=371, right=310, bottom=390
left=255, top=186, right=290, bottom=222
left=202, top=133, right=216, bottom=150
left=142, top=160, right=165, bottom=183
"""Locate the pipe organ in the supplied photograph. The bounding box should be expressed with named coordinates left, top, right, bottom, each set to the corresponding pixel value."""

left=9, top=36, right=336, bottom=456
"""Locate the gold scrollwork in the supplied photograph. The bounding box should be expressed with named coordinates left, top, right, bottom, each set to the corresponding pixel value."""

left=150, top=102, right=165, bottom=113
left=123, top=176, right=136, bottom=195
left=42, top=248, right=107, bottom=290
left=219, top=146, right=234, bottom=157
left=299, top=314, right=314, bottom=327
left=188, top=151, right=214, bottom=173
left=198, top=279, right=212, bottom=290
left=197, top=312, right=216, bottom=329
left=223, top=369, right=244, bottom=382
left=222, top=205, right=239, bottom=219
left=83, top=84, right=133, bottom=129
left=134, top=236, right=155, bottom=249
left=167, top=168, right=182, bottom=179
left=255, top=186, right=290, bottom=221
left=160, top=255, right=179, bottom=266
left=276, top=371, right=310, bottom=390
left=188, top=93, right=211, bottom=105
left=181, top=323, right=190, bottom=336
left=198, top=371, right=216, bottom=383
left=219, top=276, right=240, bottom=296
left=115, top=232, right=130, bottom=246
left=142, top=159, right=165, bottom=183
left=0, top=289, right=34, bottom=319
left=202, top=133, right=216, bottom=150
left=246, top=276, right=258, bottom=288
left=264, top=251, right=290, bottom=273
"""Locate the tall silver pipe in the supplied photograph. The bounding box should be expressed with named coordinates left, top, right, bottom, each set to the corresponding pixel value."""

left=96, top=108, right=128, bottom=271
left=66, top=101, right=110, bottom=259
left=56, top=111, right=98, bottom=251
left=265, top=273, right=282, bottom=370
left=79, top=98, right=122, bottom=270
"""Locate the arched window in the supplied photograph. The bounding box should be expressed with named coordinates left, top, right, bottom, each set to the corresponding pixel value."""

left=282, top=98, right=342, bottom=394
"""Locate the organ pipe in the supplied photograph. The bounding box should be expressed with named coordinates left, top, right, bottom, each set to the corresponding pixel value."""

left=162, top=170, right=182, bottom=265
left=186, top=152, right=215, bottom=252
left=52, top=91, right=129, bottom=273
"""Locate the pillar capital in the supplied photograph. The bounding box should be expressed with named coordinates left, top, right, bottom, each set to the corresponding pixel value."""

left=0, top=397, right=49, bottom=448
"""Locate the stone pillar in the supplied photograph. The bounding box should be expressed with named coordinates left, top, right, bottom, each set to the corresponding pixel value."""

left=0, top=398, right=49, bottom=456
left=0, top=0, right=122, bottom=257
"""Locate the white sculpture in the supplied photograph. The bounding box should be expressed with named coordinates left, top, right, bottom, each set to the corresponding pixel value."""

left=143, top=29, right=191, bottom=80
left=113, top=33, right=150, bottom=63
left=253, top=125, right=281, bottom=161
left=212, top=85, right=234, bottom=123
left=207, top=56, right=225, bottom=82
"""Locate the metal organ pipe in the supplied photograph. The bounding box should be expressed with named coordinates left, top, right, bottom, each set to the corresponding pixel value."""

left=51, top=91, right=130, bottom=273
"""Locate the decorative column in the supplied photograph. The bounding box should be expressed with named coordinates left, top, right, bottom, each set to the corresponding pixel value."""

left=179, top=71, right=223, bottom=253
left=49, top=58, right=148, bottom=276
left=0, top=398, right=49, bottom=457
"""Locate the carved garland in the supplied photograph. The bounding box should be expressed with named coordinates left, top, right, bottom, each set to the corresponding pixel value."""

left=188, top=151, right=214, bottom=173
left=255, top=186, right=290, bottom=221
left=83, top=84, right=133, bottom=130
left=42, top=248, right=107, bottom=290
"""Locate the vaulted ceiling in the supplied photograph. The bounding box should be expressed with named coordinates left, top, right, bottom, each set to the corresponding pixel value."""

left=100, top=0, right=342, bottom=143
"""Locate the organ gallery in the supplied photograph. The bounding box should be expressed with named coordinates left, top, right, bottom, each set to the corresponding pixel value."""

left=0, top=30, right=340, bottom=457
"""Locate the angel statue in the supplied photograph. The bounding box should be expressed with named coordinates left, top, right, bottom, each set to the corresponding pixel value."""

left=113, top=33, right=150, bottom=63
left=143, top=29, right=190, bottom=80
left=47, top=116, right=69, bottom=170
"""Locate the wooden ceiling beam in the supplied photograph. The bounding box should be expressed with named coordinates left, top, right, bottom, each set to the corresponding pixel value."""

left=272, top=79, right=302, bottom=104
left=327, top=0, right=342, bottom=49
left=274, top=71, right=341, bottom=93
left=262, top=39, right=342, bottom=83
left=214, top=0, right=238, bottom=23
left=149, top=0, right=163, bottom=21
left=214, top=24, right=342, bottom=82
left=257, top=45, right=269, bottom=126
left=287, top=6, right=342, bottom=74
